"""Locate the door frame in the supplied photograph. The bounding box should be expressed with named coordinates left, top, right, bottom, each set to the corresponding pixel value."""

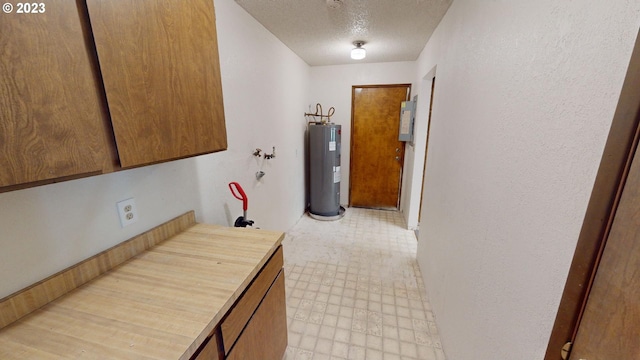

left=348, top=84, right=411, bottom=209
left=418, top=76, right=436, bottom=223
left=545, top=29, right=640, bottom=360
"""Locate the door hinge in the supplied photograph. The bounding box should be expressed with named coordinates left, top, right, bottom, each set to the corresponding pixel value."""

left=561, top=342, right=572, bottom=360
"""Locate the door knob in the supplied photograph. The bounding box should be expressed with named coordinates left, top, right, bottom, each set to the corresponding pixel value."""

left=395, top=156, right=400, bottom=161
left=396, top=148, right=400, bottom=153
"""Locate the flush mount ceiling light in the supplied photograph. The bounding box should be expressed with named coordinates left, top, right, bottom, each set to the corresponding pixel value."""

left=351, top=41, right=366, bottom=60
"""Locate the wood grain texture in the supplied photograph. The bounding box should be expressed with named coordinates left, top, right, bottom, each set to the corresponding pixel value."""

left=350, top=85, right=409, bottom=208
left=221, top=247, right=283, bottom=354
left=0, top=220, right=284, bottom=360
left=0, top=0, right=114, bottom=187
left=194, top=332, right=222, bottom=360
left=0, top=211, right=196, bottom=330
left=570, top=137, right=640, bottom=359
left=226, top=272, right=288, bottom=360
left=86, top=0, right=227, bottom=168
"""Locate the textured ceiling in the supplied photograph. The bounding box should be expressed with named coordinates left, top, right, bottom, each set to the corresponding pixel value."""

left=234, top=0, right=453, bottom=66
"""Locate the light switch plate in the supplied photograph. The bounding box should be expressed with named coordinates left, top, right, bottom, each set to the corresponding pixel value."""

left=116, top=198, right=138, bottom=228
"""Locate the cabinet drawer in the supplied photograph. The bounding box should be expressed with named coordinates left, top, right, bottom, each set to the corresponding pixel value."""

left=226, top=271, right=288, bottom=360
left=221, top=246, right=283, bottom=354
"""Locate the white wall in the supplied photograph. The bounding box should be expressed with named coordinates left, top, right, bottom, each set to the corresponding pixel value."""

left=0, top=162, right=204, bottom=299
left=0, top=0, right=309, bottom=299
left=402, top=66, right=437, bottom=230
left=415, top=1, right=640, bottom=359
left=309, top=63, right=416, bottom=207
left=194, top=0, right=309, bottom=231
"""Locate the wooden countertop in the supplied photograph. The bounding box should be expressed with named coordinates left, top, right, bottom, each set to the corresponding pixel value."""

left=0, top=223, right=284, bottom=359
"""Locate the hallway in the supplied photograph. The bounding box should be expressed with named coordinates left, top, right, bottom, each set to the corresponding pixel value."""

left=282, top=208, right=446, bottom=360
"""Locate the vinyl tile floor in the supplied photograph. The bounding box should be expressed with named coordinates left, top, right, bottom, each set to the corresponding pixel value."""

left=281, top=208, right=446, bottom=360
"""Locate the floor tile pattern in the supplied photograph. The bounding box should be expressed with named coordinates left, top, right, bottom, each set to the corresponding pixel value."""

left=282, top=208, right=446, bottom=360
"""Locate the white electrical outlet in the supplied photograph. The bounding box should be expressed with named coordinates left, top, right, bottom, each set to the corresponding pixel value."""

left=116, top=198, right=138, bottom=228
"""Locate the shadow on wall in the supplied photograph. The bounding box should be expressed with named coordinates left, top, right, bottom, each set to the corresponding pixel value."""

left=223, top=203, right=233, bottom=228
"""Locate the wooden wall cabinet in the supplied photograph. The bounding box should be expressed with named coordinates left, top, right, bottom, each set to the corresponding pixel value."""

left=0, top=0, right=116, bottom=188
left=0, top=0, right=227, bottom=191
left=86, top=0, right=227, bottom=168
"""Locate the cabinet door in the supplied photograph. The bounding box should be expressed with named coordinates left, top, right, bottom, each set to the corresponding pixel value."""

left=0, top=0, right=114, bottom=188
left=86, top=0, right=227, bottom=168
left=221, top=247, right=284, bottom=354
left=226, top=271, right=288, bottom=360
left=193, top=331, right=222, bottom=360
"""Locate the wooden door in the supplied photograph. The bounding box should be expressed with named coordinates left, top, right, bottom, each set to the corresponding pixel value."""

left=350, top=85, right=409, bottom=209
left=569, top=139, right=640, bottom=359
left=86, top=0, right=227, bottom=168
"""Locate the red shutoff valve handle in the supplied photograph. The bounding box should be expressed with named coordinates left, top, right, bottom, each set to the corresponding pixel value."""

left=228, top=182, right=248, bottom=211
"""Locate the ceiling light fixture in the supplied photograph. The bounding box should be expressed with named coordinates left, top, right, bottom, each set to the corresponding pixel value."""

left=351, top=41, right=366, bottom=60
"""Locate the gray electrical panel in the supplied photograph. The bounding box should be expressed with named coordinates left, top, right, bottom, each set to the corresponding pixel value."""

left=308, top=123, right=341, bottom=217
left=398, top=100, right=416, bottom=142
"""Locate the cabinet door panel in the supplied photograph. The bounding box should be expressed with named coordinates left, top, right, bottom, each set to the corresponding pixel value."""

left=226, top=271, right=288, bottom=360
left=193, top=331, right=222, bottom=360
left=221, top=247, right=283, bottom=354
left=0, top=0, right=112, bottom=187
left=86, top=0, right=227, bottom=168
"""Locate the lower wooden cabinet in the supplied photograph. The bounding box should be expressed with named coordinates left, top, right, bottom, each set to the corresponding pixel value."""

left=226, top=272, right=288, bottom=360
left=0, top=220, right=284, bottom=360
left=86, top=0, right=227, bottom=169
left=191, top=246, right=287, bottom=360
left=194, top=332, right=222, bottom=360
left=221, top=247, right=284, bottom=355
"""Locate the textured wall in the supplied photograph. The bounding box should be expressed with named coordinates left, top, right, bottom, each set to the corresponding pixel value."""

left=195, top=0, right=310, bottom=231
left=415, top=1, right=640, bottom=359
left=0, top=0, right=310, bottom=299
